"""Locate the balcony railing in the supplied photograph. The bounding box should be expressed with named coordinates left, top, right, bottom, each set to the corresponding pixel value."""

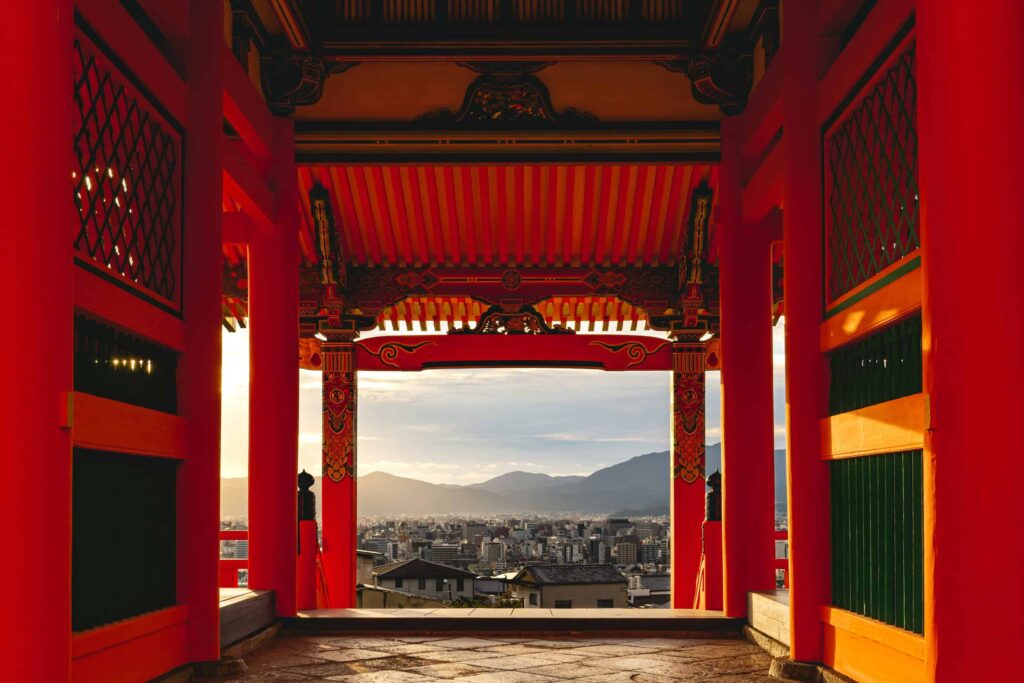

left=219, top=529, right=249, bottom=588
left=774, top=530, right=789, bottom=589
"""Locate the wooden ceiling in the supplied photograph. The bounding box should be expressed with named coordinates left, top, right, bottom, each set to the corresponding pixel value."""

left=232, top=1, right=778, bottom=160
left=285, top=162, right=717, bottom=332
left=297, top=163, right=717, bottom=269
left=220, top=2, right=761, bottom=332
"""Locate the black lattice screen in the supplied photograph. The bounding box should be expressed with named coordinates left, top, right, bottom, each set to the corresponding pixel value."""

left=73, top=30, right=182, bottom=309
left=74, top=315, right=178, bottom=414
left=825, top=48, right=919, bottom=303
left=73, top=448, right=177, bottom=632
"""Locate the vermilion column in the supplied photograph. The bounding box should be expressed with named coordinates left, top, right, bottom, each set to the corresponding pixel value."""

left=917, top=3, right=1024, bottom=680
left=670, top=342, right=707, bottom=608
left=718, top=117, right=776, bottom=618
left=176, top=0, right=224, bottom=663
left=247, top=119, right=300, bottom=617
left=321, top=341, right=358, bottom=607
left=781, top=0, right=830, bottom=661
left=0, top=2, right=73, bottom=679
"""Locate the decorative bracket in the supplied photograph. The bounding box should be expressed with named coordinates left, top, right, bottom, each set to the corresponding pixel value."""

left=656, top=51, right=752, bottom=115
left=262, top=49, right=357, bottom=115
left=420, top=61, right=595, bottom=128
left=450, top=304, right=575, bottom=335
left=648, top=182, right=720, bottom=338
left=309, top=183, right=345, bottom=287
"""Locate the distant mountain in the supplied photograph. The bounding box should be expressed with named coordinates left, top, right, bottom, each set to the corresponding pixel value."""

left=221, top=477, right=249, bottom=518
left=220, top=445, right=788, bottom=518
left=359, top=471, right=500, bottom=514
left=469, top=471, right=585, bottom=495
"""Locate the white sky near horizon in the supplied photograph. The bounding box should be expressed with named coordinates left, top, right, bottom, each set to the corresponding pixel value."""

left=220, top=323, right=787, bottom=484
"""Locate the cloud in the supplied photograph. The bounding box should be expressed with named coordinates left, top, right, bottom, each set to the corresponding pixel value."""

left=371, top=459, right=461, bottom=471
left=299, top=431, right=321, bottom=445
left=222, top=325, right=792, bottom=485
left=400, top=423, right=451, bottom=433
left=538, top=432, right=659, bottom=444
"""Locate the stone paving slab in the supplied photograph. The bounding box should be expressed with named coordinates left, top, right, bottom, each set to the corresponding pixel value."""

left=208, top=631, right=776, bottom=682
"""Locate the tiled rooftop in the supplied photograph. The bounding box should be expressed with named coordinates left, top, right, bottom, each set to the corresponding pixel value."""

left=214, top=633, right=777, bottom=682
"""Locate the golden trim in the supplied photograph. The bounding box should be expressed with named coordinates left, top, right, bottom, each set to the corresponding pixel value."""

left=821, top=393, right=925, bottom=460
left=820, top=262, right=922, bottom=353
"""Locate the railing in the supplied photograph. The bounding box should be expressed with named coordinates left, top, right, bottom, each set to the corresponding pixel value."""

left=219, top=530, right=249, bottom=588
left=773, top=530, right=789, bottom=589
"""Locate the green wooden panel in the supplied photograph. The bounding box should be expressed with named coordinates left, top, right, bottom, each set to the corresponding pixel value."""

left=830, top=450, right=924, bottom=634
left=829, top=314, right=922, bottom=415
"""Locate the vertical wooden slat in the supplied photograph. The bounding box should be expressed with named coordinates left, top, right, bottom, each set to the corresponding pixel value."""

left=581, top=165, right=603, bottom=266
left=830, top=450, right=924, bottom=633
left=537, top=165, right=550, bottom=266
left=467, top=166, right=485, bottom=265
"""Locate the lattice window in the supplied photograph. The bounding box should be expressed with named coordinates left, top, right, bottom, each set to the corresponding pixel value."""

left=73, top=30, right=183, bottom=310
left=825, top=47, right=919, bottom=303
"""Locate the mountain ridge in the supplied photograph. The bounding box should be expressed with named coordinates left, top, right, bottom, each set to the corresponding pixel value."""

left=220, top=445, right=787, bottom=518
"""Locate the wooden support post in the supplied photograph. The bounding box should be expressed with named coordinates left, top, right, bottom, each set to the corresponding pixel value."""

left=670, top=342, right=707, bottom=608
left=696, top=520, right=723, bottom=610
left=321, top=342, right=358, bottom=608
left=719, top=116, right=777, bottom=619
left=917, top=2, right=1024, bottom=679
left=297, top=471, right=318, bottom=610
left=0, top=2, right=73, bottom=679
left=781, top=0, right=830, bottom=662
left=297, top=520, right=319, bottom=610
left=247, top=119, right=300, bottom=617
left=177, top=0, right=225, bottom=662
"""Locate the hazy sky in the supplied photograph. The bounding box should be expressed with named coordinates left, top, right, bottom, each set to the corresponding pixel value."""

left=220, top=324, right=787, bottom=484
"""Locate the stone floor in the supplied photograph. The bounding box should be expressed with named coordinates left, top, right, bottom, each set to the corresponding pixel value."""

left=214, top=633, right=777, bottom=682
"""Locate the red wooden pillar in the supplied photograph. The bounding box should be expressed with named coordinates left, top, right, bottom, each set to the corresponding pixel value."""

left=718, top=116, right=777, bottom=618
left=917, top=3, right=1024, bottom=680
left=781, top=0, right=830, bottom=662
left=247, top=119, right=300, bottom=617
left=177, top=0, right=224, bottom=662
left=321, top=341, right=358, bottom=608
left=670, top=342, right=706, bottom=608
left=0, top=2, right=73, bottom=679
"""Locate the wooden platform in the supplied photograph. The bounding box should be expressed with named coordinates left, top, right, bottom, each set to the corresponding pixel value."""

left=285, top=608, right=743, bottom=637
left=220, top=589, right=275, bottom=647
left=747, top=590, right=790, bottom=646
